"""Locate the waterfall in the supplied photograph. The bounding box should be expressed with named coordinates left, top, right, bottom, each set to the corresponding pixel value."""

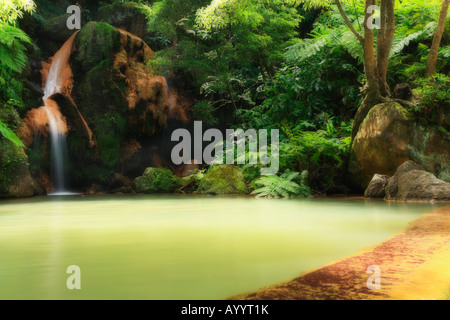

left=162, top=77, right=176, bottom=113
left=43, top=99, right=68, bottom=193
left=162, top=77, right=187, bottom=122
left=41, top=32, right=78, bottom=195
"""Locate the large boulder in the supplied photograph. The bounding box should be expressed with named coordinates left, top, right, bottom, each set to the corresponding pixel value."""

left=349, top=102, right=450, bottom=189
left=97, top=2, right=151, bottom=40
left=197, top=165, right=248, bottom=195
left=135, top=168, right=178, bottom=193
left=364, top=174, right=389, bottom=198
left=385, top=161, right=450, bottom=201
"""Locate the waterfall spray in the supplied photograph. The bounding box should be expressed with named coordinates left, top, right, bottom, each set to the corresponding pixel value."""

left=41, top=32, right=78, bottom=195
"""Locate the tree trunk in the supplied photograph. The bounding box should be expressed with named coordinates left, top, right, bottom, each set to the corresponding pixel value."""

left=334, top=0, right=394, bottom=139
left=377, top=0, right=395, bottom=96
left=351, top=0, right=384, bottom=140
left=426, top=0, right=450, bottom=77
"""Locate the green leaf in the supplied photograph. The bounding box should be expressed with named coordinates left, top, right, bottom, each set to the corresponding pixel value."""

left=0, top=120, right=25, bottom=148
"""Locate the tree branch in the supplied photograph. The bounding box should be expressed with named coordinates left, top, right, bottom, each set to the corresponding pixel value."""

left=334, top=0, right=364, bottom=44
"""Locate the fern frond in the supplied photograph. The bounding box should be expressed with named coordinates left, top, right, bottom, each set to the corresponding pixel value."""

left=252, top=171, right=311, bottom=199
left=0, top=120, right=25, bottom=148
left=390, top=22, right=437, bottom=57
left=0, top=23, right=31, bottom=73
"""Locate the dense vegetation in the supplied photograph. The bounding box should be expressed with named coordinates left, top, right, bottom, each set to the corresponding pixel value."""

left=0, top=0, right=449, bottom=197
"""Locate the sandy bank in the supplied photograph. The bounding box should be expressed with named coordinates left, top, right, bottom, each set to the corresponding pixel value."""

left=232, top=204, right=450, bottom=300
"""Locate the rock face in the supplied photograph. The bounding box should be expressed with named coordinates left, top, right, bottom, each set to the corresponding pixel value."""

left=0, top=139, right=45, bottom=198
left=349, top=102, right=450, bottom=189
left=364, top=174, right=389, bottom=198
left=97, top=2, right=150, bottom=40
left=135, top=168, right=178, bottom=193
left=67, top=22, right=175, bottom=187
left=18, top=20, right=188, bottom=192
left=385, top=161, right=450, bottom=201
left=197, top=165, right=248, bottom=195
left=0, top=108, right=45, bottom=198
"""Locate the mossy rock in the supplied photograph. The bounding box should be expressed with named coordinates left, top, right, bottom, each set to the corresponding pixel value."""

left=350, top=102, right=450, bottom=189
left=0, top=138, right=45, bottom=198
left=135, top=168, right=178, bottom=193
left=197, top=165, right=248, bottom=195
left=97, top=2, right=151, bottom=40
left=65, top=21, right=168, bottom=190
left=74, top=22, right=121, bottom=73
left=70, top=22, right=129, bottom=173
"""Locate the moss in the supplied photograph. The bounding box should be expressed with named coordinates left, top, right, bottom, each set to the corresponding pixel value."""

left=135, top=168, right=178, bottom=193
left=74, top=39, right=129, bottom=170
left=0, top=107, right=22, bottom=131
left=197, top=165, right=248, bottom=195
left=371, top=102, right=412, bottom=120
left=97, top=132, right=121, bottom=168
left=75, top=22, right=121, bottom=73
left=97, top=2, right=152, bottom=25
left=439, top=168, right=450, bottom=183
left=0, top=138, right=31, bottom=196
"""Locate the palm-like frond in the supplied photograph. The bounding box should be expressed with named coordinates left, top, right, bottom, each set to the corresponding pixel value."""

left=286, top=5, right=438, bottom=64
left=0, top=23, right=31, bottom=74
left=390, top=22, right=437, bottom=57
left=0, top=120, right=25, bottom=148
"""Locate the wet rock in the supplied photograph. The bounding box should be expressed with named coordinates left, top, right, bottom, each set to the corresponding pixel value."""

left=42, top=14, right=76, bottom=43
left=349, top=102, right=450, bottom=189
left=135, top=168, right=178, bottom=193
left=0, top=107, right=43, bottom=198
left=364, top=174, right=390, bottom=198
left=393, top=83, right=412, bottom=100
left=97, top=2, right=150, bottom=40
left=67, top=22, right=173, bottom=187
left=0, top=139, right=45, bottom=198
left=197, top=165, right=248, bottom=195
left=385, top=161, right=450, bottom=201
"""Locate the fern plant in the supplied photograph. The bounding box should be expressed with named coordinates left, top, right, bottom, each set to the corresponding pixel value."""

left=251, top=170, right=311, bottom=199
left=0, top=23, right=31, bottom=73
left=279, top=121, right=351, bottom=193
left=0, top=120, right=25, bottom=148
left=285, top=2, right=440, bottom=64
left=0, top=22, right=33, bottom=113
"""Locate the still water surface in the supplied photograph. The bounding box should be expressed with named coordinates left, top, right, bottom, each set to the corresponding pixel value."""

left=0, top=195, right=439, bottom=299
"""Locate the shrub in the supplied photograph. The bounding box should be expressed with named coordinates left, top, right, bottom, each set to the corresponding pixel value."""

left=279, top=122, right=351, bottom=193
left=251, top=170, right=311, bottom=199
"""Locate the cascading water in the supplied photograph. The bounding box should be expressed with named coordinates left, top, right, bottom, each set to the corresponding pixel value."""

left=43, top=100, right=68, bottom=193
left=162, top=77, right=176, bottom=113
left=162, top=77, right=187, bottom=122
left=41, top=32, right=78, bottom=195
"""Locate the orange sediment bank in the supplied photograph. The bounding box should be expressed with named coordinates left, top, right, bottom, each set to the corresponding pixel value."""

left=232, top=204, right=450, bottom=300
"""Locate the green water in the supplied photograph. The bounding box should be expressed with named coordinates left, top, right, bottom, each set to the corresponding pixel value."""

left=0, top=195, right=439, bottom=300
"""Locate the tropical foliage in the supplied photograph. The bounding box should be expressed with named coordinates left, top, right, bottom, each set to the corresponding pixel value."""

left=0, top=0, right=35, bottom=145
left=1, top=0, right=448, bottom=195
left=252, top=170, right=311, bottom=198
